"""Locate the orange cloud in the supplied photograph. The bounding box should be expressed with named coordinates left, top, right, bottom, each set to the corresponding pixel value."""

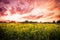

left=0, top=0, right=60, bottom=22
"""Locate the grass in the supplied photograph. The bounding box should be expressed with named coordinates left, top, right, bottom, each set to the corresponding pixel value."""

left=0, top=23, right=60, bottom=40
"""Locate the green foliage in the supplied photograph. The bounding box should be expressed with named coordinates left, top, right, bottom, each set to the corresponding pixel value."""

left=0, top=23, right=60, bottom=40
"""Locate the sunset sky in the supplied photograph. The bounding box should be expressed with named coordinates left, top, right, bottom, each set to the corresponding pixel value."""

left=0, top=0, right=60, bottom=22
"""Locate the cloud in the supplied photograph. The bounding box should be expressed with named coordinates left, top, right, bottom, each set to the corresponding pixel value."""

left=0, top=0, right=60, bottom=22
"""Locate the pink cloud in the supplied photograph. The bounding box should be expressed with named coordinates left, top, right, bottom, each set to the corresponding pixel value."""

left=0, top=0, right=60, bottom=22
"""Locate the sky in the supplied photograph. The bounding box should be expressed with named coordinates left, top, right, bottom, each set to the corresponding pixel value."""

left=0, top=0, right=60, bottom=22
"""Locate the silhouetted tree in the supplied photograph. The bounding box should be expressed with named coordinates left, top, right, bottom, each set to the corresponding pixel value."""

left=25, top=20, right=28, bottom=23
left=57, top=20, right=60, bottom=23
left=10, top=21, right=15, bottom=23
left=53, top=21, right=55, bottom=23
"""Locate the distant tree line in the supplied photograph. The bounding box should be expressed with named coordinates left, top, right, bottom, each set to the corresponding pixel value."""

left=0, top=20, right=60, bottom=23
left=21, top=20, right=60, bottom=23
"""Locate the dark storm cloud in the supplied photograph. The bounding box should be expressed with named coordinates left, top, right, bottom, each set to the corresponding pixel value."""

left=0, top=0, right=10, bottom=11
left=0, top=7, right=6, bottom=12
left=54, top=0, right=60, bottom=9
left=0, top=7, right=7, bottom=16
left=0, top=8, right=3, bottom=12
left=0, top=0, right=10, bottom=4
left=55, top=0, right=60, bottom=3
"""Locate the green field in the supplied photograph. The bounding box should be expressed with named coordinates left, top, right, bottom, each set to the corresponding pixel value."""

left=0, top=23, right=60, bottom=40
